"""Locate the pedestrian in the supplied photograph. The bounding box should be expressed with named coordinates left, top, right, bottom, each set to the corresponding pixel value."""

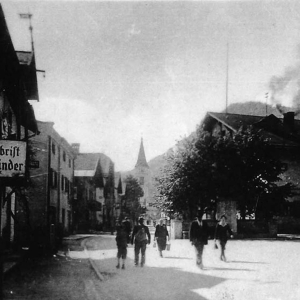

left=115, top=220, right=128, bottom=269
left=123, top=217, right=132, bottom=244
left=214, top=214, right=233, bottom=262
left=154, top=219, right=169, bottom=257
left=189, top=211, right=209, bottom=269
left=131, top=216, right=151, bottom=267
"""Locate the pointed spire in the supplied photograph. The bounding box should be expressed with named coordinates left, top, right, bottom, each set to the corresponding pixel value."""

left=135, top=138, right=149, bottom=169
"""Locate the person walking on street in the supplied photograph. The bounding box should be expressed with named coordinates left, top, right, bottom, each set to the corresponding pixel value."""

left=154, top=219, right=169, bottom=257
left=115, top=220, right=128, bottom=269
left=123, top=217, right=132, bottom=244
left=214, top=214, right=233, bottom=262
left=131, top=217, right=151, bottom=267
left=189, top=211, right=209, bottom=269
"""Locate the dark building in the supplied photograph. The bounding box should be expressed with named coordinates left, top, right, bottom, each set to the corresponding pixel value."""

left=0, top=4, right=39, bottom=250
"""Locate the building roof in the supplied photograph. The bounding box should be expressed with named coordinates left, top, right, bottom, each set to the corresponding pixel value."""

left=203, top=112, right=264, bottom=132
left=74, top=153, right=113, bottom=177
left=36, top=120, right=75, bottom=155
left=203, top=112, right=300, bottom=147
left=135, top=138, right=149, bottom=168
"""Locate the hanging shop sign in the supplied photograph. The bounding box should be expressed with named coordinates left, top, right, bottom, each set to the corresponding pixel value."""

left=0, top=140, right=27, bottom=177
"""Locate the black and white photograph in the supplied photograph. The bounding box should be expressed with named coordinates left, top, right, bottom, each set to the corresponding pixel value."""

left=1, top=0, right=300, bottom=299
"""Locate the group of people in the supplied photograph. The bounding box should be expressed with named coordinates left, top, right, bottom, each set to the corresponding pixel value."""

left=115, top=212, right=233, bottom=270
left=189, top=211, right=233, bottom=269
left=115, top=216, right=169, bottom=269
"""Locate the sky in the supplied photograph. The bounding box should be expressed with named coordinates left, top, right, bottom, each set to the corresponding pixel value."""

left=2, top=0, right=300, bottom=171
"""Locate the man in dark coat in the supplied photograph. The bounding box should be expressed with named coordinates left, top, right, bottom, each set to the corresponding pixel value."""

left=123, top=217, right=132, bottom=244
left=189, top=211, right=209, bottom=269
left=131, top=217, right=151, bottom=267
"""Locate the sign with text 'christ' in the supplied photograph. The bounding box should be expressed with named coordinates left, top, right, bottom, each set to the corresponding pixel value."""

left=0, top=140, right=27, bottom=177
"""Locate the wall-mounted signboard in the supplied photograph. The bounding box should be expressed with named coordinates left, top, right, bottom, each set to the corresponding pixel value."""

left=0, top=140, right=27, bottom=177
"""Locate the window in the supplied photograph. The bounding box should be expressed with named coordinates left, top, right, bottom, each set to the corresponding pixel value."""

left=65, top=178, right=69, bottom=193
left=69, top=159, right=71, bottom=168
left=50, top=169, right=58, bottom=188
left=61, top=175, right=65, bottom=191
left=63, top=151, right=66, bottom=162
left=52, top=143, right=56, bottom=155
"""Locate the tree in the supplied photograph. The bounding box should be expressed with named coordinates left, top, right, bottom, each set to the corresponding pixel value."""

left=123, top=175, right=144, bottom=223
left=155, top=126, right=293, bottom=220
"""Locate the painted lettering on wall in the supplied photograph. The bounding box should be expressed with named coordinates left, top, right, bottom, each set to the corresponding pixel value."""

left=0, top=140, right=27, bottom=177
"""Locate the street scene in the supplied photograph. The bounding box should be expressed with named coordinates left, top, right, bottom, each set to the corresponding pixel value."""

left=1, top=1, right=300, bottom=299
left=4, top=234, right=300, bottom=300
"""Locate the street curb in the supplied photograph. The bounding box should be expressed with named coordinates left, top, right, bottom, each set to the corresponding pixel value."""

left=82, top=239, right=104, bottom=281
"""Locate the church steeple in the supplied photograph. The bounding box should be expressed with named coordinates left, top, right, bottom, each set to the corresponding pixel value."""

left=135, top=138, right=149, bottom=169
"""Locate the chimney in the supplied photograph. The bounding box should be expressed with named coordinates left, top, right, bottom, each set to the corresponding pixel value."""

left=283, top=112, right=295, bottom=132
left=71, top=143, right=80, bottom=155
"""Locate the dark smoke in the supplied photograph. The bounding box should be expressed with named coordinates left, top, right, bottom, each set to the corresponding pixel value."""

left=269, top=55, right=300, bottom=115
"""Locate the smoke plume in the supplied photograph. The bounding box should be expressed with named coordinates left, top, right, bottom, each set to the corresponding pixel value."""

left=269, top=54, right=300, bottom=115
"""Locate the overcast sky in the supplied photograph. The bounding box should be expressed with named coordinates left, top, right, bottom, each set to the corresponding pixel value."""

left=3, top=1, right=300, bottom=171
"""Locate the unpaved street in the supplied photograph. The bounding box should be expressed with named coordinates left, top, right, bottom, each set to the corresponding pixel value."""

left=69, top=235, right=300, bottom=300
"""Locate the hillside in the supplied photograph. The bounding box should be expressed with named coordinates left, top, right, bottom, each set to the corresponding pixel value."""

left=224, top=101, right=299, bottom=118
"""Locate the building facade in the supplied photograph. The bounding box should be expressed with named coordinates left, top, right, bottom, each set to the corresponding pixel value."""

left=201, top=111, right=300, bottom=221
left=24, top=121, right=75, bottom=249
left=73, top=146, right=115, bottom=232
left=0, top=5, right=39, bottom=249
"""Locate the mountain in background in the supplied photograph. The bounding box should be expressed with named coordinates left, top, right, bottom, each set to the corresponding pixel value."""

left=147, top=101, right=299, bottom=179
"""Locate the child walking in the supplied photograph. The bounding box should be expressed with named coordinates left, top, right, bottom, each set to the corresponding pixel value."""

left=116, top=220, right=128, bottom=269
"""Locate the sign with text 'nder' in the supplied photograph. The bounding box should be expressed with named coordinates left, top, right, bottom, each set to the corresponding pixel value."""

left=0, top=140, right=27, bottom=177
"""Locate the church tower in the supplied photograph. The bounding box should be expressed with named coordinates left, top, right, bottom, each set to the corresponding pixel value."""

left=134, top=138, right=151, bottom=209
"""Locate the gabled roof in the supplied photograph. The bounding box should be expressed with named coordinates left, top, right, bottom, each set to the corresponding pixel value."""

left=202, top=112, right=300, bottom=147
left=135, top=138, right=149, bottom=168
left=74, top=153, right=113, bottom=177
left=203, top=112, right=264, bottom=132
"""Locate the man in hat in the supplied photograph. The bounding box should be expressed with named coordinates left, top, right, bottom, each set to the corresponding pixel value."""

left=131, top=216, right=151, bottom=267
left=189, top=211, right=209, bottom=269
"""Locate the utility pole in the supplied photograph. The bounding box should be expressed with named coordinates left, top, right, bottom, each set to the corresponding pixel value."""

left=19, top=13, right=45, bottom=81
left=225, top=43, right=229, bottom=114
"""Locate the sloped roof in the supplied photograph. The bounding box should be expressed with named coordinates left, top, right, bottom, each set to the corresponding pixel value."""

left=204, top=112, right=264, bottom=132
left=203, top=112, right=300, bottom=146
left=74, top=153, right=113, bottom=177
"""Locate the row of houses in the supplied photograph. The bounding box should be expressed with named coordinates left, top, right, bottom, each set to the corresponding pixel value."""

left=0, top=5, right=122, bottom=253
